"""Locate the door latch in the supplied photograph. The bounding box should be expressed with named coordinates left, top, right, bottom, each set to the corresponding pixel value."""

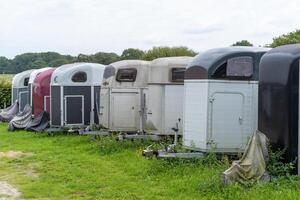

left=239, top=116, right=243, bottom=124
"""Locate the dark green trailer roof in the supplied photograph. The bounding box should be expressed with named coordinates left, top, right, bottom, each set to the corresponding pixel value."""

left=185, top=46, right=270, bottom=80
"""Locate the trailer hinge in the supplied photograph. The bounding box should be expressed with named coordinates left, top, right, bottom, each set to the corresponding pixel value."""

left=209, top=97, right=215, bottom=103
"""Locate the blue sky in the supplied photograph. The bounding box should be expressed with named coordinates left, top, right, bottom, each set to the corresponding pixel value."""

left=0, top=0, right=299, bottom=58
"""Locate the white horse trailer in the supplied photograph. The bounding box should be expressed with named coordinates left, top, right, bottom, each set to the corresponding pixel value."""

left=183, top=47, right=269, bottom=153
left=99, top=60, right=150, bottom=133
left=12, top=69, right=35, bottom=111
left=50, top=63, right=105, bottom=128
left=145, top=57, right=193, bottom=136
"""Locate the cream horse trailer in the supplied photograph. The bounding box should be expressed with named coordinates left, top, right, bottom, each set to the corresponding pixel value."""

left=12, top=69, right=35, bottom=111
left=100, top=60, right=150, bottom=132
left=183, top=47, right=269, bottom=153
left=145, top=57, right=193, bottom=136
left=50, top=63, right=105, bottom=128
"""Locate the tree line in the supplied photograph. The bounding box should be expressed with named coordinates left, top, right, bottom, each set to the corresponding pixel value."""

left=1, top=29, right=300, bottom=74
left=0, top=47, right=197, bottom=74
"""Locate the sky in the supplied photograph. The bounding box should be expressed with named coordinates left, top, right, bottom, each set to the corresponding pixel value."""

left=0, top=0, right=299, bottom=58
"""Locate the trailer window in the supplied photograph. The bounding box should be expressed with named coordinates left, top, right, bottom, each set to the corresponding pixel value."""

left=171, top=68, right=185, bottom=82
left=72, top=71, right=87, bottom=82
left=24, top=77, right=29, bottom=86
left=116, top=68, right=137, bottom=82
left=212, top=56, right=254, bottom=80
left=226, top=56, right=253, bottom=78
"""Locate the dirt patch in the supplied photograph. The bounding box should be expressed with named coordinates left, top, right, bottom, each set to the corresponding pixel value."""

left=0, top=151, right=33, bottom=159
left=0, top=181, right=22, bottom=199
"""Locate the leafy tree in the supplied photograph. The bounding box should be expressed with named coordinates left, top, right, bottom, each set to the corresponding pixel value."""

left=142, top=46, right=197, bottom=61
left=48, top=59, right=71, bottom=67
left=77, top=54, right=92, bottom=62
left=232, top=40, right=253, bottom=46
left=270, top=29, right=300, bottom=48
left=0, top=57, right=11, bottom=74
left=121, top=48, right=145, bottom=60
left=90, top=52, right=120, bottom=65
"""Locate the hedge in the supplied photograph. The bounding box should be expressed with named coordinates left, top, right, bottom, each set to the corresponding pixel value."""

left=0, top=75, right=12, bottom=109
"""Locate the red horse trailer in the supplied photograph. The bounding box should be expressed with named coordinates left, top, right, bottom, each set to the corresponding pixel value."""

left=32, top=68, right=55, bottom=117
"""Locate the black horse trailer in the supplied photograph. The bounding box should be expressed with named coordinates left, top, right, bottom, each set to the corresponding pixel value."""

left=50, top=63, right=106, bottom=128
left=258, top=44, right=300, bottom=173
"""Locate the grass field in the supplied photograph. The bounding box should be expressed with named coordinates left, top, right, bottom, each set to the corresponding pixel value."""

left=0, top=123, right=300, bottom=199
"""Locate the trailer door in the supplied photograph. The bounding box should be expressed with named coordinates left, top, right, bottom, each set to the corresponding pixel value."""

left=210, top=93, right=244, bottom=150
left=64, top=95, right=84, bottom=126
left=19, top=91, right=29, bottom=112
left=111, top=93, right=138, bottom=130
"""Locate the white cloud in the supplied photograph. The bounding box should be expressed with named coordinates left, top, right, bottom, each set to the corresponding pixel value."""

left=0, top=0, right=299, bottom=58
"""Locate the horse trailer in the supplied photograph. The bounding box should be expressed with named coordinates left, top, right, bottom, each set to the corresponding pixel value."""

left=145, top=57, right=193, bottom=135
left=28, top=67, right=52, bottom=108
left=99, top=60, right=150, bottom=132
left=12, top=69, right=35, bottom=111
left=258, top=44, right=300, bottom=173
left=50, top=63, right=106, bottom=128
left=183, top=46, right=269, bottom=153
left=32, top=68, right=55, bottom=117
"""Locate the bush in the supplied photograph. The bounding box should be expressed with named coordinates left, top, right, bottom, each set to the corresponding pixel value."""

left=267, top=147, right=295, bottom=177
left=0, top=75, right=12, bottom=109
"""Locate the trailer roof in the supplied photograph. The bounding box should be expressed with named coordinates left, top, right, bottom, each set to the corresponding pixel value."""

left=33, top=68, right=55, bottom=86
left=150, top=56, right=193, bottom=67
left=105, top=60, right=150, bottom=88
left=12, top=69, right=35, bottom=88
left=28, top=67, right=52, bottom=84
left=149, top=57, right=193, bottom=84
left=109, top=60, right=150, bottom=68
left=185, top=46, right=270, bottom=80
left=259, top=44, right=300, bottom=85
left=51, top=63, right=106, bottom=86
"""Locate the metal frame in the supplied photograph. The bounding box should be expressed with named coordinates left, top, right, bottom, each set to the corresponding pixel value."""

left=64, top=95, right=84, bottom=126
left=44, top=95, right=50, bottom=112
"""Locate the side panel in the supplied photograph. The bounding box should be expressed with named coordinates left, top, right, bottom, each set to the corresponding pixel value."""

left=164, top=85, right=184, bottom=135
left=50, top=86, right=61, bottom=126
left=183, top=81, right=209, bottom=149
left=28, top=83, right=32, bottom=107
left=44, top=96, right=50, bottom=113
left=13, top=87, right=28, bottom=111
left=99, top=88, right=110, bottom=128
left=12, top=88, right=19, bottom=103
left=64, top=86, right=91, bottom=125
left=145, top=85, right=163, bottom=134
left=94, top=86, right=101, bottom=124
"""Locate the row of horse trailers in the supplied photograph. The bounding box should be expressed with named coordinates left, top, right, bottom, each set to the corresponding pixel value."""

left=10, top=57, right=192, bottom=136
left=11, top=45, right=300, bottom=172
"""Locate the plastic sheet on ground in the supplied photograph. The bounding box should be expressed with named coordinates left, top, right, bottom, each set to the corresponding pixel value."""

left=222, top=130, right=270, bottom=184
left=0, top=101, right=19, bottom=122
left=8, top=104, right=32, bottom=131
left=25, top=111, right=50, bottom=132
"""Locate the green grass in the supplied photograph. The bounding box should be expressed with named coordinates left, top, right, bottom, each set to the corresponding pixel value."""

left=0, top=123, right=300, bottom=199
